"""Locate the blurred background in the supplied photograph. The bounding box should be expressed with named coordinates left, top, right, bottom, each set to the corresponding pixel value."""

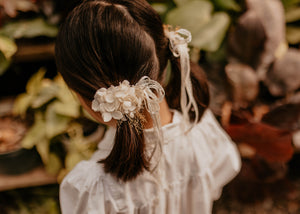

left=0, top=0, right=299, bottom=213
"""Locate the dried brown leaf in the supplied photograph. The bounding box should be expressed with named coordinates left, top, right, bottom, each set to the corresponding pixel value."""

left=293, top=131, right=300, bottom=152
left=221, top=101, right=232, bottom=127
left=204, top=64, right=231, bottom=115
left=246, top=0, right=286, bottom=80
left=262, top=103, right=300, bottom=131
left=252, top=105, right=270, bottom=122
left=226, top=122, right=294, bottom=162
left=225, top=63, right=259, bottom=109
left=264, top=49, right=300, bottom=96
left=227, top=10, right=266, bottom=68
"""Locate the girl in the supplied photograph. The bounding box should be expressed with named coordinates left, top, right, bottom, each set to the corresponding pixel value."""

left=55, top=0, right=241, bottom=213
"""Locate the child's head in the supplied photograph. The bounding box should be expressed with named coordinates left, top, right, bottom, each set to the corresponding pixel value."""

left=55, top=0, right=209, bottom=181
left=55, top=0, right=168, bottom=103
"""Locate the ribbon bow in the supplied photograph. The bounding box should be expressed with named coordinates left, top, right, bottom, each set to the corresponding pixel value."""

left=165, top=28, right=192, bottom=58
left=136, top=76, right=165, bottom=115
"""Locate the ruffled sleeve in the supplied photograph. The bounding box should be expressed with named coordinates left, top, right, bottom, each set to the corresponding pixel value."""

left=200, top=110, right=241, bottom=200
left=60, top=161, right=107, bottom=214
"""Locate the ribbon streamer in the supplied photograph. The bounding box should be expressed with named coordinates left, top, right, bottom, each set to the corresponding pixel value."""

left=164, top=28, right=199, bottom=131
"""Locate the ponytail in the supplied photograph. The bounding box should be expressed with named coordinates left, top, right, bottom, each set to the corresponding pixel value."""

left=99, top=117, right=149, bottom=181
left=165, top=54, right=210, bottom=122
left=94, top=76, right=164, bottom=182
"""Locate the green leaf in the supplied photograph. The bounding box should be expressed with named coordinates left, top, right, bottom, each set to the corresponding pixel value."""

left=191, top=12, right=230, bottom=51
left=26, top=68, right=46, bottom=95
left=45, top=102, right=71, bottom=138
left=285, top=6, right=300, bottom=23
left=13, top=93, right=34, bottom=116
left=21, top=112, right=46, bottom=149
left=286, top=26, right=300, bottom=44
left=54, top=75, right=76, bottom=102
left=173, top=0, right=194, bottom=7
left=36, top=138, right=50, bottom=165
left=212, top=0, right=241, bottom=12
left=54, top=76, right=80, bottom=117
left=0, top=17, right=58, bottom=39
left=0, top=51, right=10, bottom=76
left=82, top=108, right=98, bottom=123
left=65, top=152, right=84, bottom=170
left=0, top=35, right=16, bottom=75
left=31, top=82, right=59, bottom=108
left=0, top=35, right=17, bottom=59
left=151, top=3, right=169, bottom=16
left=52, top=100, right=80, bottom=118
left=45, top=153, right=62, bottom=175
left=281, top=0, right=300, bottom=8
left=165, top=1, right=213, bottom=37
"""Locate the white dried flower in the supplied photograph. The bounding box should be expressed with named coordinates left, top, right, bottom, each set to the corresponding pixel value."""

left=91, top=77, right=165, bottom=123
left=92, top=80, right=140, bottom=122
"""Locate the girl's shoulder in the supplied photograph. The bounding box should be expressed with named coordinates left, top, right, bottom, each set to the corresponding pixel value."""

left=61, top=160, right=105, bottom=192
left=160, top=109, right=232, bottom=144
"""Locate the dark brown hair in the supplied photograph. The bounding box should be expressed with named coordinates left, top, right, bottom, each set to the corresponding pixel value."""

left=55, top=0, right=209, bottom=181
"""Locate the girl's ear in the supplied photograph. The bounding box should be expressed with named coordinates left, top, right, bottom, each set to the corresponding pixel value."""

left=76, top=93, right=117, bottom=127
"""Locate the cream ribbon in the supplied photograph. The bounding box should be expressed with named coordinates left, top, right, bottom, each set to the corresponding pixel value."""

left=165, top=28, right=199, bottom=130
left=136, top=76, right=165, bottom=167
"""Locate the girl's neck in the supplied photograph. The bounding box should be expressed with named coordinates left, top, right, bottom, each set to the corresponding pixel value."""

left=143, top=98, right=173, bottom=129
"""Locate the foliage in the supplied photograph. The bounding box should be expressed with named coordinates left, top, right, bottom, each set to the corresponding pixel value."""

left=0, top=0, right=39, bottom=18
left=0, top=17, right=58, bottom=39
left=284, top=0, right=300, bottom=44
left=163, top=0, right=238, bottom=61
left=0, top=0, right=59, bottom=76
left=0, top=185, right=60, bottom=214
left=0, top=35, right=17, bottom=76
left=199, top=0, right=300, bottom=196
left=149, top=0, right=241, bottom=61
left=13, top=69, right=103, bottom=179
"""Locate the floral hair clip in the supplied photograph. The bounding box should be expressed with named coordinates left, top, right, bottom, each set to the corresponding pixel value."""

left=91, top=76, right=165, bottom=123
left=92, top=76, right=165, bottom=168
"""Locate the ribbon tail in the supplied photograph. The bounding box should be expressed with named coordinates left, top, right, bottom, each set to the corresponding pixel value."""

left=179, top=46, right=199, bottom=132
left=148, top=110, right=163, bottom=172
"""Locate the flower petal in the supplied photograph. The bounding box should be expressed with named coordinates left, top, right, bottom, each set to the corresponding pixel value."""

left=129, top=112, right=135, bottom=118
left=102, top=112, right=112, bottom=122
left=128, top=105, right=136, bottom=111
left=97, top=88, right=106, bottom=96
left=99, top=103, right=106, bottom=112
left=105, top=93, right=115, bottom=103
left=115, top=91, right=126, bottom=98
left=104, top=103, right=116, bottom=112
left=122, top=80, right=130, bottom=86
left=91, top=100, right=100, bottom=111
left=112, top=111, right=123, bottom=120
left=123, top=101, right=132, bottom=108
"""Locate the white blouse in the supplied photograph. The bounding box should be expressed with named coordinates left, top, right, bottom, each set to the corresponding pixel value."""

left=60, top=110, right=241, bottom=214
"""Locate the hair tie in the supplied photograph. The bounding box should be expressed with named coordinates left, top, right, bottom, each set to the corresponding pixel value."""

left=164, top=26, right=199, bottom=130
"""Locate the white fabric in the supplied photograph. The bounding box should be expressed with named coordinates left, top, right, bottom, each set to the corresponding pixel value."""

left=60, top=110, right=241, bottom=214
